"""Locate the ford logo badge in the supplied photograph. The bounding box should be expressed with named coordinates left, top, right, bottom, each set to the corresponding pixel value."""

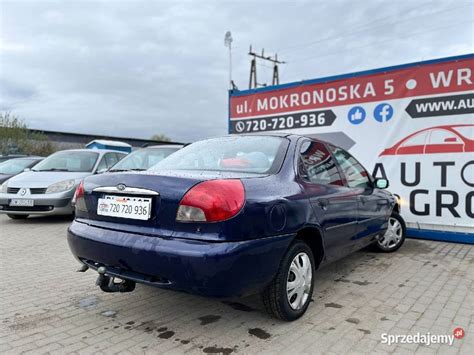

left=117, top=184, right=126, bottom=191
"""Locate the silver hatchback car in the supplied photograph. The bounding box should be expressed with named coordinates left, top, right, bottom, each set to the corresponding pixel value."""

left=0, top=149, right=126, bottom=219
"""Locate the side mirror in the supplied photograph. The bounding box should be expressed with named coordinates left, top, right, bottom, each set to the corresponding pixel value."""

left=374, top=178, right=389, bottom=189
left=96, top=168, right=107, bottom=174
left=23, top=168, right=31, bottom=172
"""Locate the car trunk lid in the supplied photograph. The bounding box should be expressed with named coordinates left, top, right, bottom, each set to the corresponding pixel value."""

left=79, top=170, right=263, bottom=239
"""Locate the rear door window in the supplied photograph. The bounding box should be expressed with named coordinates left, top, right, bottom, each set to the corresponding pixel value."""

left=299, top=140, right=343, bottom=186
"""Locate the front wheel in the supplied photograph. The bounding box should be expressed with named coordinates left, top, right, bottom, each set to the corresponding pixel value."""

left=375, top=212, right=406, bottom=252
left=261, top=240, right=315, bottom=321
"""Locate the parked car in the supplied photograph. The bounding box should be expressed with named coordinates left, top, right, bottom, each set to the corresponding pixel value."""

left=0, top=154, right=27, bottom=164
left=108, top=145, right=183, bottom=172
left=379, top=124, right=474, bottom=156
left=67, top=134, right=404, bottom=321
left=0, top=149, right=127, bottom=219
left=0, top=156, right=43, bottom=184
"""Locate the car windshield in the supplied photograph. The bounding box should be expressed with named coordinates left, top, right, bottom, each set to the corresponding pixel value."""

left=0, top=158, right=39, bottom=175
left=150, top=136, right=288, bottom=174
left=110, top=147, right=179, bottom=171
left=33, top=151, right=99, bottom=172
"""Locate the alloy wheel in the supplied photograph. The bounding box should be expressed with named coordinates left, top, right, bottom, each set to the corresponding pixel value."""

left=378, top=217, right=403, bottom=249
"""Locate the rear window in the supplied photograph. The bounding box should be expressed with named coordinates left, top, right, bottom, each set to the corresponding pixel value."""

left=150, top=136, right=288, bottom=174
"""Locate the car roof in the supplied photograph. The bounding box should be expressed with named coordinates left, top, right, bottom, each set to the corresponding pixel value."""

left=143, top=144, right=184, bottom=149
left=227, top=132, right=332, bottom=145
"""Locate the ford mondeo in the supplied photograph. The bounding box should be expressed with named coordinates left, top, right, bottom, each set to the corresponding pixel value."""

left=67, top=134, right=405, bottom=321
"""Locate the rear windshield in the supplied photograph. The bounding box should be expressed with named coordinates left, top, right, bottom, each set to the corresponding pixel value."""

left=150, top=136, right=288, bottom=174
left=33, top=151, right=99, bottom=172
left=110, top=147, right=179, bottom=171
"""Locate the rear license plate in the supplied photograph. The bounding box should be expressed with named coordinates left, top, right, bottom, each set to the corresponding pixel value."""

left=97, top=195, right=152, bottom=220
left=9, top=199, right=34, bottom=207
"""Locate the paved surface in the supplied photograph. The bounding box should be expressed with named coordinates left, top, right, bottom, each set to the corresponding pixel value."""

left=0, top=214, right=472, bottom=354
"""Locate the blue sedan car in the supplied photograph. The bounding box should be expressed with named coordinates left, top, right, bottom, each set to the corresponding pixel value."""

left=68, top=134, right=405, bottom=321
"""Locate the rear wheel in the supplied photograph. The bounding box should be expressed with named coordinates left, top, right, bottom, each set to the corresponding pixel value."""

left=261, top=240, right=315, bottom=321
left=7, top=214, right=29, bottom=220
left=375, top=212, right=406, bottom=252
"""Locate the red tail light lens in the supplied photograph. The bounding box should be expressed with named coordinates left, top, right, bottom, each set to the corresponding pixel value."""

left=177, top=180, right=245, bottom=222
left=73, top=181, right=87, bottom=212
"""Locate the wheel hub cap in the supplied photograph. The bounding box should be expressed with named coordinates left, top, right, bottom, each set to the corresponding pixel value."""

left=286, top=252, right=312, bottom=310
left=378, top=217, right=402, bottom=249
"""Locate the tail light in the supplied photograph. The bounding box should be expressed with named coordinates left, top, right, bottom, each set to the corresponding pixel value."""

left=176, top=179, right=245, bottom=222
left=73, top=181, right=87, bottom=212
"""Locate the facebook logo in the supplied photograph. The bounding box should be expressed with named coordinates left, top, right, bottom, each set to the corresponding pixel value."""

left=347, top=106, right=366, bottom=125
left=374, top=103, right=394, bottom=122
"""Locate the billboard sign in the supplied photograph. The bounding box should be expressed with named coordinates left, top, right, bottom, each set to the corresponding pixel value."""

left=229, top=54, right=474, bottom=240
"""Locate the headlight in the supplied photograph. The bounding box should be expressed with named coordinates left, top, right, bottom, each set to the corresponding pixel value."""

left=0, top=183, right=7, bottom=193
left=46, top=179, right=76, bottom=194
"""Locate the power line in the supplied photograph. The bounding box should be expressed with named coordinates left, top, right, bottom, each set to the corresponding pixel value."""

left=279, top=3, right=472, bottom=57
left=286, top=20, right=473, bottom=79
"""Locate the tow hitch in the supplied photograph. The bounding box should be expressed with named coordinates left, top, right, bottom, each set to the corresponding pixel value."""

left=95, top=266, right=136, bottom=293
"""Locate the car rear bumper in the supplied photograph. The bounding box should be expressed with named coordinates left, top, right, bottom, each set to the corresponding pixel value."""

left=67, top=219, right=294, bottom=297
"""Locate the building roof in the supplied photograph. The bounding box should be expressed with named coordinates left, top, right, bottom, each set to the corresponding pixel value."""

left=29, top=129, right=185, bottom=147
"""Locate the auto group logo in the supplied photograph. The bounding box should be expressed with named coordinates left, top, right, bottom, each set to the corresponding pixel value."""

left=19, top=188, right=27, bottom=196
left=379, top=124, right=474, bottom=156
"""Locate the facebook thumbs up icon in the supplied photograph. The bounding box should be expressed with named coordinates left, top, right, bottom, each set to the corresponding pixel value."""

left=348, top=106, right=366, bottom=125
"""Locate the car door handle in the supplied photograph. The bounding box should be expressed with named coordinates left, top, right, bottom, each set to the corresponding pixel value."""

left=317, top=199, right=329, bottom=210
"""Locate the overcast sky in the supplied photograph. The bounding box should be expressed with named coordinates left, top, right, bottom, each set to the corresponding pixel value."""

left=0, top=0, right=472, bottom=142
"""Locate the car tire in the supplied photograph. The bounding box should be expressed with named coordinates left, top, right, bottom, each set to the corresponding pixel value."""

left=7, top=214, right=29, bottom=220
left=375, top=212, right=406, bottom=253
left=261, top=240, right=315, bottom=321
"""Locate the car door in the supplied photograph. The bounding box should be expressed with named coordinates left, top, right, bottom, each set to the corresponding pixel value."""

left=329, top=145, right=390, bottom=249
left=298, top=139, right=359, bottom=262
